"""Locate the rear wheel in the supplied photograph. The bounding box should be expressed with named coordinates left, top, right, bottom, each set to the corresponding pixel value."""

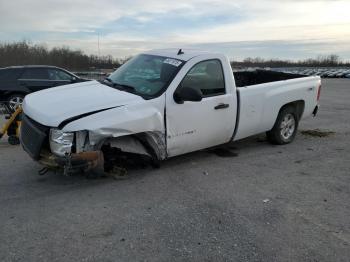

left=7, top=94, right=25, bottom=112
left=267, top=106, right=299, bottom=145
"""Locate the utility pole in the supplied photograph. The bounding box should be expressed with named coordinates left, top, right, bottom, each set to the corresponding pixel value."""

left=98, top=32, right=100, bottom=57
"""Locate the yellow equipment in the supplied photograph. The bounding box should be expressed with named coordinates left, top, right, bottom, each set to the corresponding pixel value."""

left=0, top=104, right=22, bottom=145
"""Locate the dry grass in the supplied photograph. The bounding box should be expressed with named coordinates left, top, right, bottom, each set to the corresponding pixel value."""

left=300, top=129, right=335, bottom=137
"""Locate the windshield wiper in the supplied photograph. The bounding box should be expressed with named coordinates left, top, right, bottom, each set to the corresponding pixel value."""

left=101, top=77, right=114, bottom=87
left=113, top=83, right=137, bottom=93
left=104, top=79, right=144, bottom=97
left=102, top=79, right=135, bottom=93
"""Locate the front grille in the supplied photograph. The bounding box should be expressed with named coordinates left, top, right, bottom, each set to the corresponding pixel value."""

left=20, top=114, right=49, bottom=160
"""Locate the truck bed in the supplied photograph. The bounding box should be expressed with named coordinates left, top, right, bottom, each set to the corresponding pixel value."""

left=233, top=70, right=305, bottom=88
left=233, top=74, right=320, bottom=141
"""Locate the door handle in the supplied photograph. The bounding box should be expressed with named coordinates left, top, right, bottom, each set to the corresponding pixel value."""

left=214, top=103, right=230, bottom=110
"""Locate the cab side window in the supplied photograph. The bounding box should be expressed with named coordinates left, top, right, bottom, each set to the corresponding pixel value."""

left=180, top=60, right=225, bottom=97
left=48, top=69, right=73, bottom=81
left=0, top=68, right=22, bottom=81
left=21, top=68, right=48, bottom=80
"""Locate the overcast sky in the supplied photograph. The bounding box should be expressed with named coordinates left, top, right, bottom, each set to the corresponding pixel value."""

left=0, top=0, right=349, bottom=60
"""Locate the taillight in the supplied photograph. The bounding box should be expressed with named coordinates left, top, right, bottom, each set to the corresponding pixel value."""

left=317, top=84, right=321, bottom=102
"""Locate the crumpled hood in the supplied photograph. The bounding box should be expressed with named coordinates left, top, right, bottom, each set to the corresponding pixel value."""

left=23, top=80, right=143, bottom=127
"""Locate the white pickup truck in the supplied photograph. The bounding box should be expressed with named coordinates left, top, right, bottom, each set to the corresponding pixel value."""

left=20, top=49, right=321, bottom=175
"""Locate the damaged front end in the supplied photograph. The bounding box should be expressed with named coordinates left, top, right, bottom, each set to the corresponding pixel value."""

left=35, top=128, right=105, bottom=176
left=38, top=150, right=104, bottom=176
left=20, top=115, right=106, bottom=176
left=21, top=114, right=165, bottom=177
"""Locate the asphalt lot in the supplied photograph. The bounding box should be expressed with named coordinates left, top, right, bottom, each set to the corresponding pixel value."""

left=0, top=79, right=349, bottom=262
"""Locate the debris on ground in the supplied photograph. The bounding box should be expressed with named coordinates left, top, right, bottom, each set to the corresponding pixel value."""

left=203, top=171, right=209, bottom=176
left=108, top=166, right=128, bottom=180
left=257, top=136, right=267, bottom=142
left=209, top=148, right=239, bottom=158
left=300, top=129, right=335, bottom=137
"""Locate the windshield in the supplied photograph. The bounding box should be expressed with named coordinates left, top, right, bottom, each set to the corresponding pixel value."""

left=107, top=54, right=184, bottom=99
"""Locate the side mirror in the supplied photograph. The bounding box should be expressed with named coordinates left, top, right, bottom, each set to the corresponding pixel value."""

left=71, top=77, right=77, bottom=83
left=174, top=86, right=202, bottom=104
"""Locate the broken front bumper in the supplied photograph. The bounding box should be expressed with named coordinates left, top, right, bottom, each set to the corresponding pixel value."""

left=39, top=150, right=104, bottom=176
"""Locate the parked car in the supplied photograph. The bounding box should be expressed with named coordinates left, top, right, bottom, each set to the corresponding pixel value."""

left=0, top=65, right=89, bottom=110
left=20, top=49, right=321, bottom=175
left=335, top=72, right=346, bottom=78
left=321, top=70, right=333, bottom=78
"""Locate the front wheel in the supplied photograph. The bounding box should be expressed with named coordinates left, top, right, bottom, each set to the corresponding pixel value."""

left=7, top=94, right=25, bottom=112
left=267, top=106, right=299, bottom=145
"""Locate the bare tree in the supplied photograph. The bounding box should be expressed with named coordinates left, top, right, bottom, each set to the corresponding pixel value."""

left=232, top=54, right=349, bottom=68
left=0, top=41, right=122, bottom=70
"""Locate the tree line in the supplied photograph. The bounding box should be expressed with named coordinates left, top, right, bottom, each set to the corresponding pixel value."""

left=0, top=41, right=349, bottom=70
left=231, top=55, right=350, bottom=68
left=0, top=41, right=123, bottom=71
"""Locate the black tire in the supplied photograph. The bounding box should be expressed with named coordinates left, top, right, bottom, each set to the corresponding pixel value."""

left=266, top=106, right=299, bottom=145
left=7, top=93, right=25, bottom=112
left=150, top=158, right=161, bottom=169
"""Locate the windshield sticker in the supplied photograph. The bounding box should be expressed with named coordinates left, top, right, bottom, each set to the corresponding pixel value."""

left=163, top=58, right=182, bottom=67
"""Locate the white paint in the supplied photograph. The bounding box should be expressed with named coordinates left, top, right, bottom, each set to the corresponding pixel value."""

left=23, top=80, right=143, bottom=127
left=22, top=49, right=320, bottom=161
left=165, top=53, right=237, bottom=157
left=234, top=76, right=321, bottom=141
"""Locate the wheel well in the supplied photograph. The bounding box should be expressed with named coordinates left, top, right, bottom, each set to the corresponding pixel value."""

left=100, top=131, right=166, bottom=161
left=279, top=100, right=305, bottom=120
left=5, top=92, right=27, bottom=100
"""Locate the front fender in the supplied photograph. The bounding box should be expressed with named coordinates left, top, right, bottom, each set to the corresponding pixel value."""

left=63, top=101, right=165, bottom=146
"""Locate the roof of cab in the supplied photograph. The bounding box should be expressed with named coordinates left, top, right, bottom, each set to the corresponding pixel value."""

left=2, top=65, right=63, bottom=70
left=143, top=48, right=215, bottom=61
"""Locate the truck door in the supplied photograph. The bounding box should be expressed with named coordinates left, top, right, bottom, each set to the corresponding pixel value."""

left=166, top=59, right=236, bottom=157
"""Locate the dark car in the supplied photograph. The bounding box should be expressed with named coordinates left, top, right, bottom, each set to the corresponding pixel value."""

left=0, top=65, right=89, bottom=110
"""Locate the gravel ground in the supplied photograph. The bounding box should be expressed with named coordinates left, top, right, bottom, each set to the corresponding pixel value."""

left=0, top=79, right=349, bottom=262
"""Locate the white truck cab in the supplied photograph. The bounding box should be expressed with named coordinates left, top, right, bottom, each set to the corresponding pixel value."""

left=20, top=49, right=321, bottom=175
